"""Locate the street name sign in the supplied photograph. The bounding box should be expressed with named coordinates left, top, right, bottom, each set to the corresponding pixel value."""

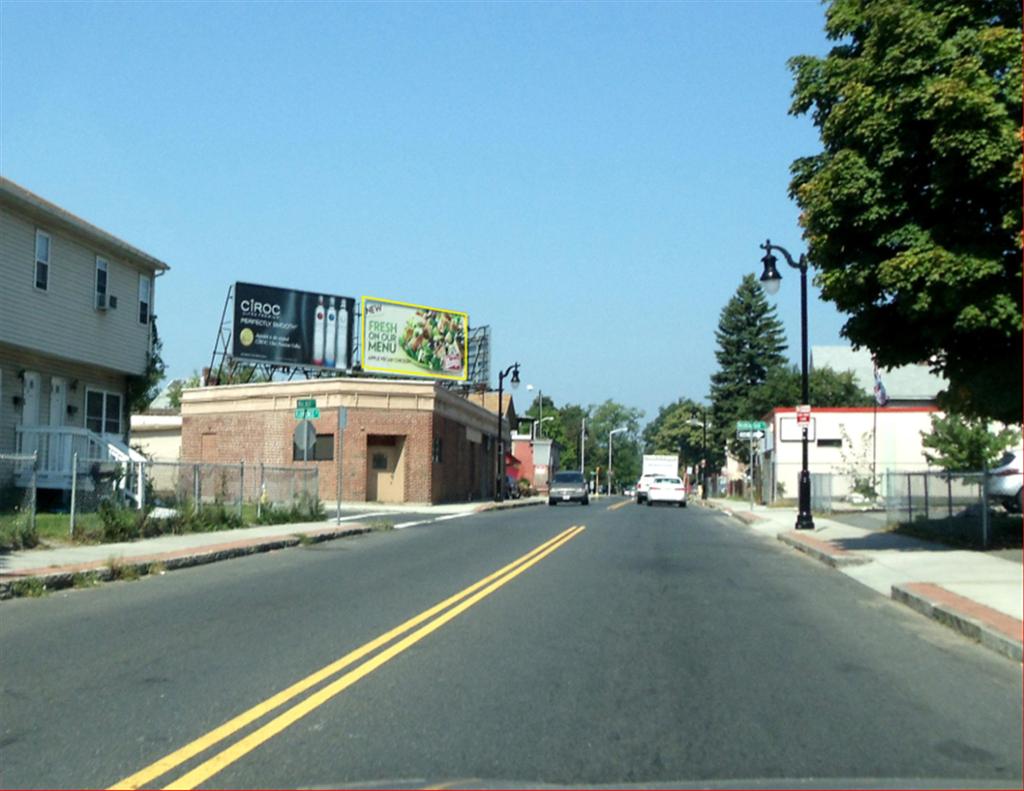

left=297, top=398, right=317, bottom=409
left=294, top=407, right=321, bottom=420
left=736, top=420, right=767, bottom=432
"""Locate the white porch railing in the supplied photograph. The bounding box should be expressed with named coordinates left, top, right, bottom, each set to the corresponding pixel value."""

left=14, top=426, right=111, bottom=485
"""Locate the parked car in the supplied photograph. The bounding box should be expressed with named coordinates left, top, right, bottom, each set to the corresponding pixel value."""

left=646, top=476, right=688, bottom=508
left=549, top=471, right=589, bottom=506
left=624, top=485, right=636, bottom=499
left=635, top=473, right=659, bottom=503
left=987, top=448, right=1022, bottom=513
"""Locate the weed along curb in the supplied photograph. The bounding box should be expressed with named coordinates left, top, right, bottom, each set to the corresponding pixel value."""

left=0, top=524, right=373, bottom=601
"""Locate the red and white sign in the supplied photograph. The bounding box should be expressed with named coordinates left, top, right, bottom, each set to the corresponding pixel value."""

left=796, top=405, right=812, bottom=424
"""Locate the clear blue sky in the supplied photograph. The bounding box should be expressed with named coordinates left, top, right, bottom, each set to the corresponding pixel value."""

left=1, top=0, right=849, bottom=423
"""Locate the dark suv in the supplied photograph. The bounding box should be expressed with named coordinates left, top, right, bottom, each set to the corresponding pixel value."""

left=548, top=471, right=589, bottom=506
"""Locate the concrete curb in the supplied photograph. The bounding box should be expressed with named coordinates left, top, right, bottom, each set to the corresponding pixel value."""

left=699, top=500, right=766, bottom=525
left=892, top=582, right=1023, bottom=663
left=0, top=524, right=372, bottom=601
left=474, top=498, right=546, bottom=513
left=777, top=530, right=870, bottom=568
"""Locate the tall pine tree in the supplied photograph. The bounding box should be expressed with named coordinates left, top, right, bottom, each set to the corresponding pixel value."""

left=709, top=274, right=787, bottom=462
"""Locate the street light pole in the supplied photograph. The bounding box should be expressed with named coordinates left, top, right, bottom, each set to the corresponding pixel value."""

left=759, top=239, right=814, bottom=530
left=495, top=362, right=521, bottom=502
left=690, top=406, right=709, bottom=501
left=580, top=417, right=586, bottom=474
left=608, top=427, right=627, bottom=496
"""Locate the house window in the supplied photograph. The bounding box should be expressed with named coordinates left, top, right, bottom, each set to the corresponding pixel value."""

left=34, top=230, right=50, bottom=291
left=95, top=257, right=108, bottom=309
left=138, top=275, right=151, bottom=324
left=293, top=433, right=334, bottom=461
left=85, top=390, right=122, bottom=435
left=433, top=436, right=443, bottom=463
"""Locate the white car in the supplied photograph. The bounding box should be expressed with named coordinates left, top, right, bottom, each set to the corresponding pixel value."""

left=987, top=449, right=1022, bottom=513
left=646, top=476, right=688, bottom=507
left=635, top=473, right=659, bottom=503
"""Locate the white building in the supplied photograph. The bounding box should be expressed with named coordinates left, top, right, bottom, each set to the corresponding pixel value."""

left=760, top=406, right=939, bottom=502
left=0, top=178, right=169, bottom=492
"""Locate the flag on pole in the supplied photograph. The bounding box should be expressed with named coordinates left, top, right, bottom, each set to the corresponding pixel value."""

left=873, top=360, right=889, bottom=406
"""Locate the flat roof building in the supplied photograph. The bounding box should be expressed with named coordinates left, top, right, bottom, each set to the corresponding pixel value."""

left=180, top=378, right=507, bottom=504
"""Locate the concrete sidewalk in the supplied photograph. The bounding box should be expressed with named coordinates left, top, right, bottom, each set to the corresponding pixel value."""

left=0, top=496, right=544, bottom=598
left=703, top=498, right=1023, bottom=662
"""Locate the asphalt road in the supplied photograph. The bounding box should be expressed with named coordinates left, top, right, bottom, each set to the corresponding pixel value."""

left=1, top=501, right=1020, bottom=789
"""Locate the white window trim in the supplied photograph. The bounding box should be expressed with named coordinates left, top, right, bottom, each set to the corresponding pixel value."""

left=95, top=256, right=109, bottom=309
left=85, top=387, right=123, bottom=436
left=34, top=229, right=51, bottom=292
left=138, top=273, right=151, bottom=324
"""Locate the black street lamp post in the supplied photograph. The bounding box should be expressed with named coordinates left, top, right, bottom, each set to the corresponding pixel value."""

left=690, top=406, right=709, bottom=501
left=759, top=239, right=815, bottom=530
left=495, top=362, right=521, bottom=502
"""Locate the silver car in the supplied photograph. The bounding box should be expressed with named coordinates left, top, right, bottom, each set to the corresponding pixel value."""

left=548, top=471, right=589, bottom=506
left=987, top=449, right=1022, bottom=512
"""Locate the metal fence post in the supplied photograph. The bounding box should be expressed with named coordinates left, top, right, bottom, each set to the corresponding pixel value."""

left=906, top=473, right=913, bottom=522
left=137, top=461, right=146, bottom=512
left=981, top=460, right=990, bottom=549
left=239, top=461, right=245, bottom=518
left=70, top=451, right=78, bottom=539
left=30, top=451, right=38, bottom=533
left=923, top=473, right=930, bottom=520
left=193, top=463, right=201, bottom=513
left=258, top=463, right=265, bottom=520
left=946, top=476, right=953, bottom=519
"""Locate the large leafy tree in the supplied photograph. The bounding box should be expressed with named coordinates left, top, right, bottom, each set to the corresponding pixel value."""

left=789, top=0, right=1022, bottom=424
left=710, top=274, right=788, bottom=462
left=587, top=399, right=644, bottom=489
left=746, top=365, right=874, bottom=419
left=642, top=398, right=708, bottom=473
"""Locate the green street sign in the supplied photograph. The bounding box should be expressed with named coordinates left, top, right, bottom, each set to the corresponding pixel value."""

left=294, top=407, right=320, bottom=420
left=297, top=398, right=317, bottom=409
left=736, top=420, right=768, bottom=432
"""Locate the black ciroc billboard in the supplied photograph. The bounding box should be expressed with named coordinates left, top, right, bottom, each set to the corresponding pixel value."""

left=232, top=282, right=355, bottom=370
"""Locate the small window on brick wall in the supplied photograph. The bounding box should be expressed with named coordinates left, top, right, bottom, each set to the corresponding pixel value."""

left=433, top=437, right=443, bottom=463
left=294, top=433, right=334, bottom=461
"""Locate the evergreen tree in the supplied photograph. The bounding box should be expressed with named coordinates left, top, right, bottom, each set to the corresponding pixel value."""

left=709, top=274, right=788, bottom=462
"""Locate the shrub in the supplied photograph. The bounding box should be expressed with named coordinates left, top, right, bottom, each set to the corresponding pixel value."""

left=97, top=499, right=145, bottom=542
left=0, top=516, right=38, bottom=551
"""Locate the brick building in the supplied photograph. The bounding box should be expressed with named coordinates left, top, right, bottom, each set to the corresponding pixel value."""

left=180, top=378, right=504, bottom=504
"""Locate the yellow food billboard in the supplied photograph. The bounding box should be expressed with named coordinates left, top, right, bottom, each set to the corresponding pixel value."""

left=360, top=297, right=469, bottom=381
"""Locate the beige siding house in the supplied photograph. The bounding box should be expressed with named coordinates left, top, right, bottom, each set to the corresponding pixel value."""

left=0, top=177, right=170, bottom=490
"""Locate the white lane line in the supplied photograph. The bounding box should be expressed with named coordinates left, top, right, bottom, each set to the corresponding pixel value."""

left=332, top=512, right=393, bottom=522
left=393, top=512, right=473, bottom=530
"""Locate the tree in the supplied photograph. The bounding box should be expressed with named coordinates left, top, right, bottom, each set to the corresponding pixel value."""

left=921, top=413, right=1020, bottom=471
left=746, top=365, right=874, bottom=419
left=587, top=400, right=645, bottom=490
left=642, top=398, right=706, bottom=473
left=126, top=320, right=167, bottom=414
left=709, top=274, right=788, bottom=462
left=788, top=0, right=1022, bottom=424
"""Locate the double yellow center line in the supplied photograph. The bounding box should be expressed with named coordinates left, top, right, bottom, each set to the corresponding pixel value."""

left=111, top=525, right=586, bottom=790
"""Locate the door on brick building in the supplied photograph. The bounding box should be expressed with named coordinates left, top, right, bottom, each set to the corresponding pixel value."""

left=366, top=436, right=406, bottom=503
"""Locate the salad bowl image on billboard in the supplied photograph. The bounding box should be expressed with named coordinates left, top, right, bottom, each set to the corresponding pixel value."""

left=361, top=297, right=469, bottom=381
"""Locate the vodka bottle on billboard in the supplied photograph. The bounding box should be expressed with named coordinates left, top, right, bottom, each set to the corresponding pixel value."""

left=325, top=297, right=338, bottom=368
left=313, top=295, right=326, bottom=365
left=335, top=300, right=348, bottom=369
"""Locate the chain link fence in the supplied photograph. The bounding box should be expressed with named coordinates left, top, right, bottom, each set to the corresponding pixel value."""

left=0, top=453, right=38, bottom=548
left=883, top=469, right=1019, bottom=549
left=0, top=456, right=320, bottom=548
